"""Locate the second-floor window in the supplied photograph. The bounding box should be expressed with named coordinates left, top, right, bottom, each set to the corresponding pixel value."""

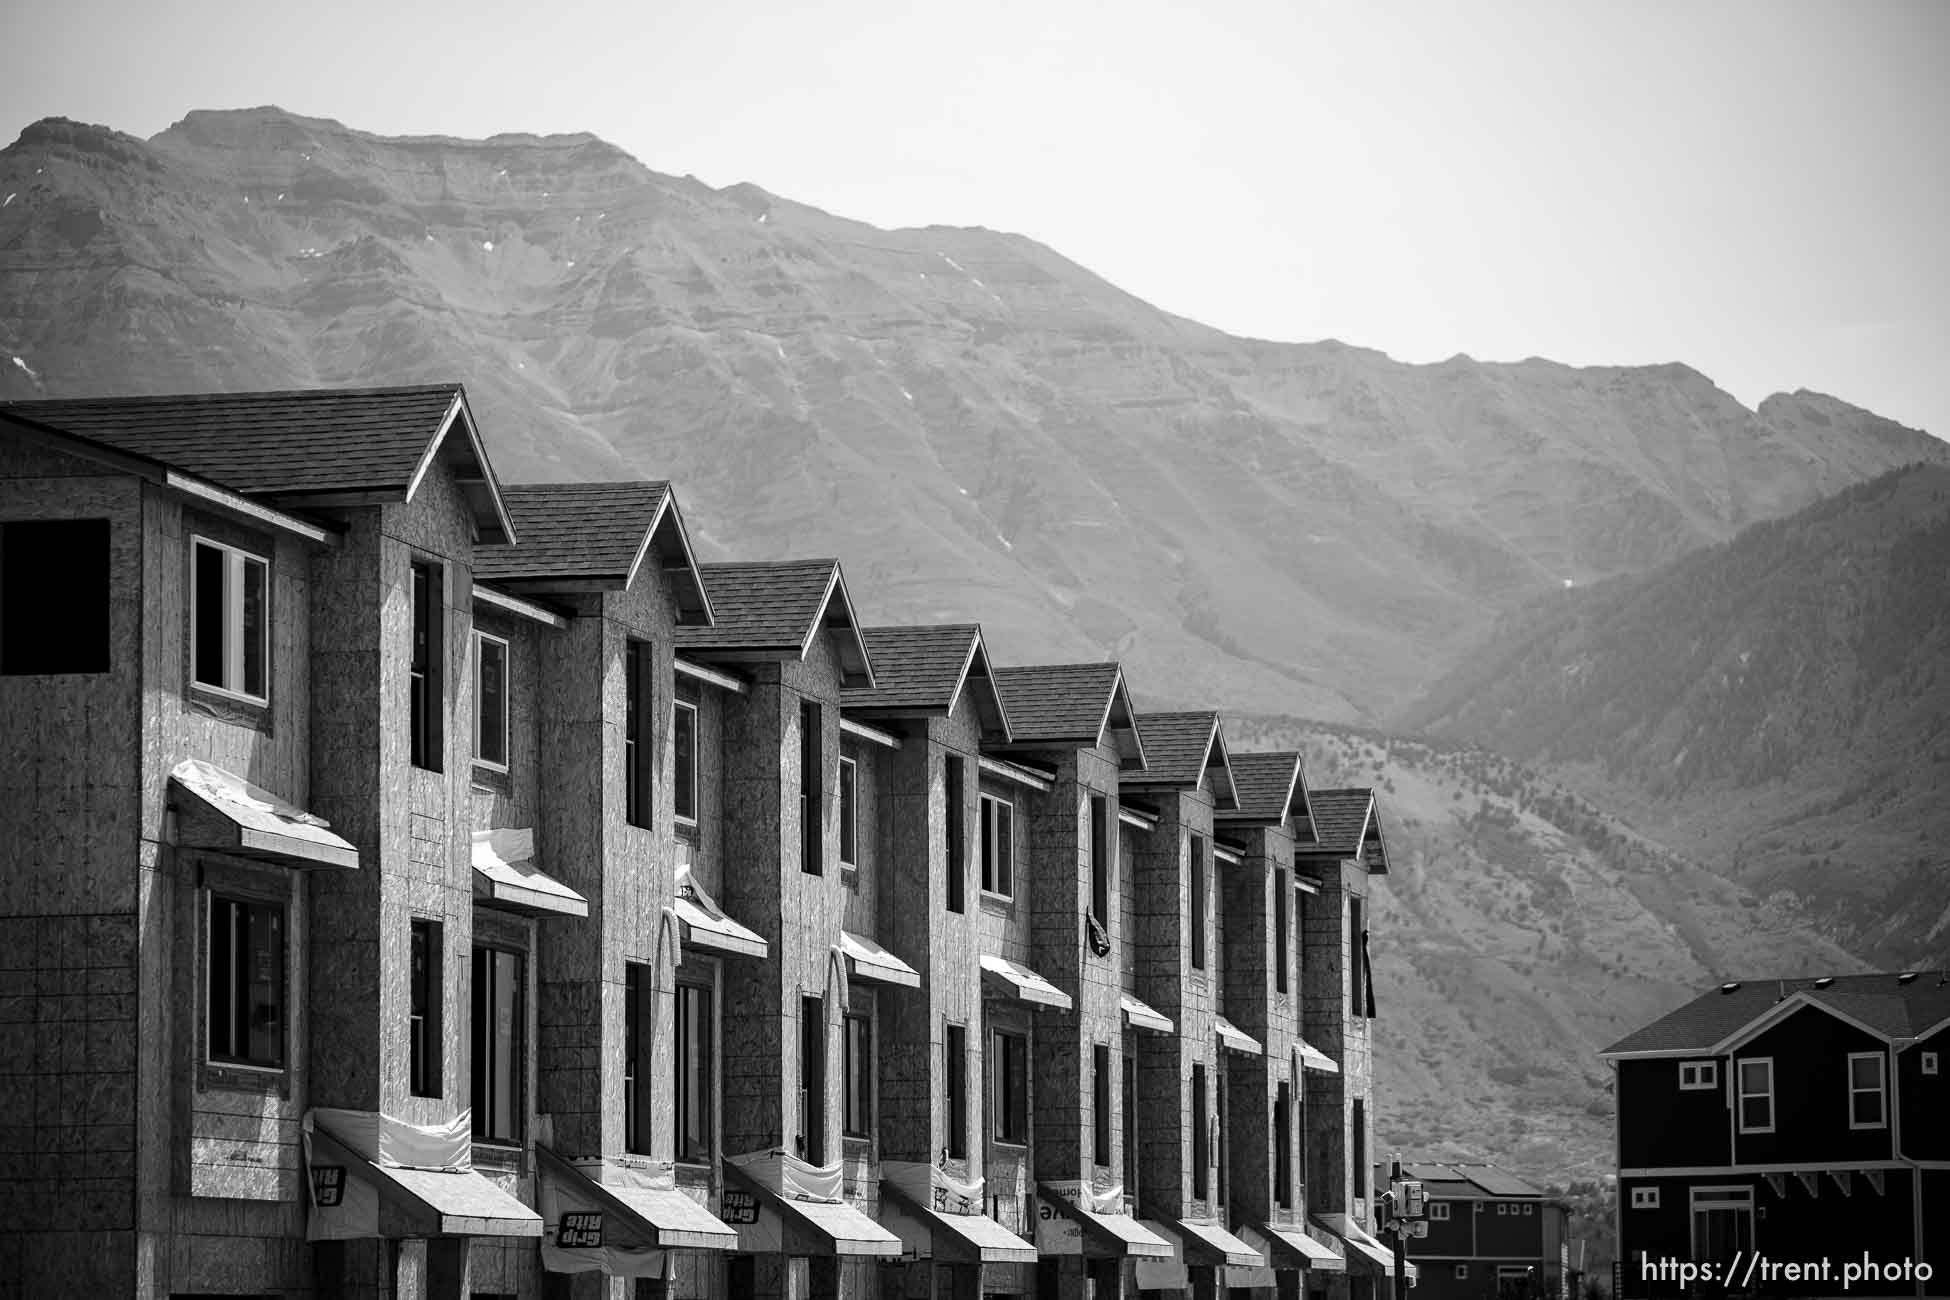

left=673, top=697, right=698, bottom=825
left=1736, top=1057, right=1774, bottom=1133
left=992, top=1029, right=1028, bottom=1143
left=800, top=995, right=826, bottom=1162
left=839, top=757, right=858, bottom=868
left=800, top=701, right=822, bottom=875
left=1274, top=1081, right=1293, bottom=1207
left=409, top=562, right=442, bottom=770
left=625, top=963, right=652, bottom=1155
left=980, top=793, right=1014, bottom=899
left=625, top=640, right=653, bottom=828
left=1092, top=1043, right=1111, bottom=1167
left=946, top=1022, right=968, bottom=1159
left=409, top=918, right=442, bottom=1097
left=2, top=518, right=112, bottom=675
left=843, top=1012, right=872, bottom=1138
left=472, top=631, right=509, bottom=771
left=1274, top=870, right=1289, bottom=993
left=1848, top=1052, right=1887, bottom=1129
left=1191, top=1062, right=1209, bottom=1197
left=1089, top=795, right=1110, bottom=928
left=207, top=894, right=283, bottom=1068
left=1190, top=834, right=1207, bottom=970
left=472, top=945, right=524, bottom=1144
left=675, top=981, right=713, bottom=1163
left=945, top=755, right=966, bottom=913
left=193, top=536, right=269, bottom=702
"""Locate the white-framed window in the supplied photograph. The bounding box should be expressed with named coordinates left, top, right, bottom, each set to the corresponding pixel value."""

left=1924, top=1051, right=1940, bottom=1076
left=1429, top=1201, right=1451, bottom=1221
left=1455, top=1266, right=1469, bottom=1281
left=1689, top=1186, right=1754, bottom=1262
left=980, top=792, right=1015, bottom=899
left=1523, top=1203, right=1534, bottom=1215
left=192, top=535, right=269, bottom=702
left=1679, top=1060, right=1718, bottom=1091
left=472, top=631, right=509, bottom=771
left=1496, top=1202, right=1508, bottom=1215
left=673, top=697, right=698, bottom=825
left=1847, top=1051, right=1888, bottom=1128
left=1630, top=1187, right=1659, bottom=1210
left=207, top=892, right=285, bottom=1068
left=1736, top=1057, right=1774, bottom=1132
left=839, top=756, right=858, bottom=867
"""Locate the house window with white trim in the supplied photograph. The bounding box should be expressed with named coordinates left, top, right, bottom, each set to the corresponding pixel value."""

left=1678, top=1060, right=1718, bottom=1091
left=473, top=631, right=509, bottom=770
left=980, top=793, right=1015, bottom=899
left=1924, top=1052, right=1940, bottom=1076
left=838, top=756, right=858, bottom=868
left=1736, top=1058, right=1774, bottom=1133
left=1455, top=1266, right=1469, bottom=1280
left=1847, top=1052, right=1887, bottom=1128
left=1631, top=1187, right=1659, bottom=1209
left=1429, top=1201, right=1451, bottom=1221
left=207, top=894, right=284, bottom=1068
left=193, top=536, right=269, bottom=702
left=673, top=697, right=698, bottom=825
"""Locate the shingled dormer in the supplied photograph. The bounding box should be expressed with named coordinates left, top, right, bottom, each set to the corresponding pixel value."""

left=2, top=383, right=517, bottom=544
left=1295, top=788, right=1388, bottom=875
left=473, top=480, right=711, bottom=621
left=1120, top=711, right=1238, bottom=811
left=840, top=623, right=1011, bottom=742
left=1218, top=751, right=1318, bottom=842
left=988, top=661, right=1147, bottom=772
left=674, top=558, right=875, bottom=688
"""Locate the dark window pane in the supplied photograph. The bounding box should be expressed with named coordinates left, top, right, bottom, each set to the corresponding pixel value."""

left=194, top=540, right=226, bottom=686
left=945, top=756, right=965, bottom=912
left=946, top=1023, right=967, bottom=1159
left=674, top=701, right=697, bottom=822
left=241, top=554, right=266, bottom=698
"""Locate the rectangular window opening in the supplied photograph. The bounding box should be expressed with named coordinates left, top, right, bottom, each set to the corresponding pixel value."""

left=673, top=696, right=698, bottom=824
left=1737, top=1058, right=1774, bottom=1133
left=993, top=1030, right=1028, bottom=1143
left=800, top=995, right=826, bottom=1162
left=1274, top=871, right=1289, bottom=994
left=980, top=792, right=1015, bottom=899
left=207, top=894, right=284, bottom=1068
left=675, top=981, right=713, bottom=1163
left=1848, top=1052, right=1887, bottom=1128
left=946, top=1022, right=968, bottom=1160
left=1190, top=835, right=1207, bottom=971
left=471, top=945, right=524, bottom=1143
left=800, top=701, right=822, bottom=875
left=473, top=631, right=509, bottom=771
left=1191, top=1063, right=1209, bottom=1198
left=1351, top=1098, right=1367, bottom=1197
left=409, top=561, right=443, bottom=770
left=625, top=963, right=652, bottom=1155
left=1092, top=1043, right=1112, bottom=1168
left=1274, top=1081, right=1293, bottom=1208
left=625, top=639, right=654, bottom=828
left=409, top=918, right=442, bottom=1098
left=1090, top=795, right=1110, bottom=927
left=945, top=755, right=966, bottom=913
left=192, top=535, right=269, bottom=701
left=839, top=756, right=858, bottom=868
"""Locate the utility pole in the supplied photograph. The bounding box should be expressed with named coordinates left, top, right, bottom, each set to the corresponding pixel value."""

left=1381, top=1152, right=1424, bottom=1300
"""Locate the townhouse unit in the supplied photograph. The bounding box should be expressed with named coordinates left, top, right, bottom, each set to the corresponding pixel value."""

left=1601, top=972, right=1950, bottom=1298
left=0, top=381, right=1404, bottom=1300
left=1374, top=1163, right=1569, bottom=1300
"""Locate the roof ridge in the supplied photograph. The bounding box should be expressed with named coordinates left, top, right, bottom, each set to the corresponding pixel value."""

left=0, top=381, right=461, bottom=406
left=699, top=558, right=838, bottom=571
left=502, top=479, right=671, bottom=493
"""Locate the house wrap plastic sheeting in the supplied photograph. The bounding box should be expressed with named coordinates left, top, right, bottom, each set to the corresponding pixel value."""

left=727, top=1148, right=845, bottom=1202
left=882, top=1160, right=984, bottom=1214
left=538, top=1156, right=671, bottom=1278
left=301, top=1108, right=473, bottom=1242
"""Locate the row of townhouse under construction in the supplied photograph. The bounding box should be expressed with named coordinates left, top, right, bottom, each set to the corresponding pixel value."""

left=0, top=384, right=1404, bottom=1300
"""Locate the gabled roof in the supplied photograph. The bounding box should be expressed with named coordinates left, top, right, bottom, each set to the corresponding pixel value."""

left=841, top=624, right=1010, bottom=738
left=1601, top=971, right=1950, bottom=1058
left=989, top=662, right=1147, bottom=771
left=1122, top=712, right=1238, bottom=809
left=1388, top=1163, right=1546, bottom=1200
left=1296, top=788, right=1388, bottom=872
left=674, top=559, right=875, bottom=687
left=1219, top=751, right=1316, bottom=836
left=0, top=384, right=515, bottom=542
left=473, top=481, right=711, bottom=623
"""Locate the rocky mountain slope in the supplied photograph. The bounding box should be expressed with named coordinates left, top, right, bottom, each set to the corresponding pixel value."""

left=1400, top=465, right=1950, bottom=966
left=3, top=106, right=1943, bottom=722
left=1227, top=720, right=1863, bottom=1179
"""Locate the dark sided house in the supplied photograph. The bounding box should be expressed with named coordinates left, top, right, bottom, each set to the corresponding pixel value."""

left=1602, top=972, right=1950, bottom=1298
left=1380, top=1163, right=1569, bottom=1300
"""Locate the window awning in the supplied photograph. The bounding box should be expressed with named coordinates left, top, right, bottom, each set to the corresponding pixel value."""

left=1120, top=993, right=1174, bottom=1035
left=1242, top=1223, right=1347, bottom=1272
left=471, top=828, right=588, bottom=917
left=535, top=1147, right=736, bottom=1270
left=170, top=758, right=358, bottom=869
left=1312, top=1214, right=1399, bottom=1275
left=839, top=930, right=921, bottom=988
left=1170, top=1219, right=1266, bottom=1268
left=673, top=863, right=768, bottom=960
left=1297, top=1038, right=1339, bottom=1074
left=722, top=1157, right=902, bottom=1257
left=1215, top=1015, right=1263, bottom=1056
left=303, top=1109, right=541, bottom=1240
left=880, top=1175, right=1037, bottom=1264
left=980, top=954, right=1073, bottom=1010
left=1035, top=1185, right=1173, bottom=1259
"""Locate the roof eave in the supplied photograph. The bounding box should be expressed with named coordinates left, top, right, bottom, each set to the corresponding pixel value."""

left=403, top=388, right=518, bottom=546
left=800, top=562, right=876, bottom=690
left=637, top=488, right=715, bottom=627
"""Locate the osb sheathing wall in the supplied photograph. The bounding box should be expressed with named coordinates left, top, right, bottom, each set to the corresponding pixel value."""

left=1304, top=859, right=1372, bottom=1225
left=1220, top=822, right=1307, bottom=1228
left=0, top=440, right=146, bottom=1296
left=1019, top=743, right=1126, bottom=1196
left=143, top=488, right=320, bottom=1294
left=1130, top=789, right=1220, bottom=1219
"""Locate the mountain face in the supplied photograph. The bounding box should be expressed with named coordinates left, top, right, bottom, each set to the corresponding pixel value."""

left=1230, top=720, right=1863, bottom=1179
left=3, top=107, right=1944, bottom=723
left=1399, top=465, right=1950, bottom=966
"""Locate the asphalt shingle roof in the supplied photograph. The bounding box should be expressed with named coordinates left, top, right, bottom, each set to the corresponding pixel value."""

left=1602, top=971, right=1950, bottom=1056
left=1, top=384, right=463, bottom=496
left=674, top=560, right=838, bottom=651
left=989, top=663, right=1122, bottom=743
left=474, top=482, right=669, bottom=581
left=1225, top=752, right=1304, bottom=821
left=1299, top=789, right=1375, bottom=857
left=1122, top=712, right=1218, bottom=786
left=842, top=625, right=980, bottom=711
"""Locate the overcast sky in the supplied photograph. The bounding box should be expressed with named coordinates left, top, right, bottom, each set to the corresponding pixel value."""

left=7, top=0, right=1947, bottom=438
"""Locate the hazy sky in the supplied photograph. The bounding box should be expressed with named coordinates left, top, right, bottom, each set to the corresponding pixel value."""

left=7, top=0, right=1947, bottom=437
